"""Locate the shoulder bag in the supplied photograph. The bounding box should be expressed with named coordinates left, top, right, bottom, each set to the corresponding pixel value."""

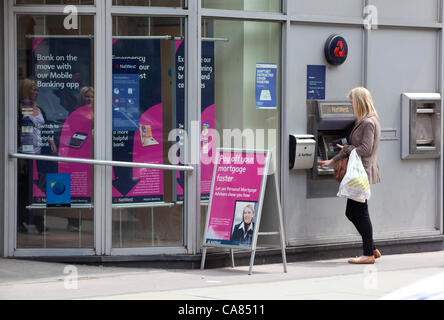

left=333, top=157, right=348, bottom=182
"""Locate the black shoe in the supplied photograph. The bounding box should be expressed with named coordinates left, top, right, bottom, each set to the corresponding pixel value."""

left=67, top=225, right=79, bottom=232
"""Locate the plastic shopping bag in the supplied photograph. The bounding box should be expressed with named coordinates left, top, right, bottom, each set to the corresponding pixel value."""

left=337, top=149, right=371, bottom=202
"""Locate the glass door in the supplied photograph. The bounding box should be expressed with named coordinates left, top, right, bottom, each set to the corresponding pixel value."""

left=108, top=12, right=189, bottom=254
left=14, top=13, right=96, bottom=251
left=7, top=0, right=194, bottom=257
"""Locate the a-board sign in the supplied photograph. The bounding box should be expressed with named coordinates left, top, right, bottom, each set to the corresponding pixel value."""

left=203, top=149, right=269, bottom=249
left=201, top=149, right=287, bottom=275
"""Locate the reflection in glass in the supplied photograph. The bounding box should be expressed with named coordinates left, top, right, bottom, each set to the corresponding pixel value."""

left=204, top=19, right=281, bottom=165
left=16, top=15, right=94, bottom=249
left=202, top=0, right=281, bottom=13
left=16, top=0, right=94, bottom=4
left=111, top=16, right=185, bottom=248
left=199, top=20, right=281, bottom=239
left=112, top=205, right=183, bottom=248
left=113, top=0, right=184, bottom=7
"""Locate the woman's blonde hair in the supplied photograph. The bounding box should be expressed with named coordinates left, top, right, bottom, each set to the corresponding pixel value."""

left=348, top=87, right=379, bottom=122
left=78, top=86, right=95, bottom=106
left=19, top=78, right=37, bottom=105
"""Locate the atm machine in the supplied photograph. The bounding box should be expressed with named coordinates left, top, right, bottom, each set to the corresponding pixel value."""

left=306, top=100, right=356, bottom=198
left=401, top=93, right=441, bottom=160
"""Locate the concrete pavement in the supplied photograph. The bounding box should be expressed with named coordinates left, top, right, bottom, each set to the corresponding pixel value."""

left=0, top=250, right=444, bottom=300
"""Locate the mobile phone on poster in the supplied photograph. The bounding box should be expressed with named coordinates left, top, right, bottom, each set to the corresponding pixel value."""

left=139, top=125, right=159, bottom=147
left=67, top=132, right=88, bottom=148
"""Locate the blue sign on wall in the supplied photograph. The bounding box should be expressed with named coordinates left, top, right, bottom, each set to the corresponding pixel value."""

left=307, top=65, right=326, bottom=100
left=46, top=173, right=71, bottom=207
left=256, top=63, right=277, bottom=109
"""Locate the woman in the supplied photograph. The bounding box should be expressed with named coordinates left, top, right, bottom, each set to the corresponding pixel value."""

left=19, top=78, right=58, bottom=155
left=18, top=78, right=58, bottom=234
left=78, top=86, right=95, bottom=108
left=319, top=87, right=381, bottom=264
left=230, top=204, right=256, bottom=245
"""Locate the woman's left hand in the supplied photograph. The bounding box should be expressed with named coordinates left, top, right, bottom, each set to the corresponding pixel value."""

left=336, top=144, right=344, bottom=153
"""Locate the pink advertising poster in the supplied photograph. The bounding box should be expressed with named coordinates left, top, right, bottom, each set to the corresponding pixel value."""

left=204, top=150, right=269, bottom=248
left=174, top=40, right=215, bottom=201
left=111, top=40, right=164, bottom=204
left=28, top=37, right=93, bottom=205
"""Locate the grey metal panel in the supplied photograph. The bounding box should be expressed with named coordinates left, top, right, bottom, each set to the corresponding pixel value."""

left=0, top=0, right=4, bottom=257
left=368, top=29, right=437, bottom=134
left=371, top=144, right=438, bottom=234
left=286, top=24, right=363, bottom=245
left=367, top=29, right=439, bottom=236
left=187, top=0, right=202, bottom=255
left=369, top=0, right=439, bottom=22
left=288, top=0, right=364, bottom=18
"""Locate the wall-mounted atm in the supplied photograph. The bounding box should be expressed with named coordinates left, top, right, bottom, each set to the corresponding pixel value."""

left=401, top=93, right=441, bottom=160
left=306, top=100, right=356, bottom=198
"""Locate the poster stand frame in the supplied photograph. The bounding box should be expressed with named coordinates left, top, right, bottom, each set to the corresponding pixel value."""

left=200, top=149, right=287, bottom=275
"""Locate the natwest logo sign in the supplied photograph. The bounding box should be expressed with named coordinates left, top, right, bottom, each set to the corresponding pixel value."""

left=334, top=40, right=346, bottom=57
left=324, top=34, right=348, bottom=65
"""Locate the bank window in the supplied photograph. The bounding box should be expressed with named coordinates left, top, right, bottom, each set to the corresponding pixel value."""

left=113, top=0, right=185, bottom=8
left=16, top=15, right=95, bottom=248
left=199, top=19, right=281, bottom=238
left=16, top=0, right=94, bottom=5
left=111, top=16, right=186, bottom=248
left=202, top=0, right=281, bottom=13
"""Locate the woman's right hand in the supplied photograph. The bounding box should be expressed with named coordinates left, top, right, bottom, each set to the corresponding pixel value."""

left=318, top=159, right=334, bottom=167
left=49, top=138, right=58, bottom=154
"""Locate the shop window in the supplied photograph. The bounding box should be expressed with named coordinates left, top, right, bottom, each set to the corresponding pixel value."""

left=199, top=19, right=281, bottom=238
left=16, top=0, right=95, bottom=5
left=113, top=0, right=185, bottom=8
left=111, top=16, right=185, bottom=248
left=202, top=0, right=281, bottom=13
left=16, top=15, right=95, bottom=248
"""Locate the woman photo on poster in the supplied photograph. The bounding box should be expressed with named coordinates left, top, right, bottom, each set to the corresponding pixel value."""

left=230, top=203, right=257, bottom=245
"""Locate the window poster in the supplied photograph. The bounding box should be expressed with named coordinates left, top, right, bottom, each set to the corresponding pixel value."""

left=46, top=173, right=71, bottom=208
left=255, top=63, right=277, bottom=109
left=112, top=39, right=164, bottom=204
left=174, top=40, right=215, bottom=201
left=27, top=37, right=93, bottom=205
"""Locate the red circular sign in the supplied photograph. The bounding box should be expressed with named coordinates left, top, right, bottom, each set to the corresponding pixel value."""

left=324, top=34, right=348, bottom=65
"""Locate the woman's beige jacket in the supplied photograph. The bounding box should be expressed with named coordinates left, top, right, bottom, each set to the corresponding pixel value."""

left=333, top=112, right=381, bottom=184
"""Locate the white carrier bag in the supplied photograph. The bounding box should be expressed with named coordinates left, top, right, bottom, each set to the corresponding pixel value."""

left=337, top=149, right=371, bottom=202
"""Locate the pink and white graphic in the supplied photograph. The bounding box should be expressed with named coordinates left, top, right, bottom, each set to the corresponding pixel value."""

left=58, top=104, right=93, bottom=200
left=205, top=151, right=268, bottom=243
left=112, top=104, right=164, bottom=198
left=200, top=104, right=216, bottom=195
